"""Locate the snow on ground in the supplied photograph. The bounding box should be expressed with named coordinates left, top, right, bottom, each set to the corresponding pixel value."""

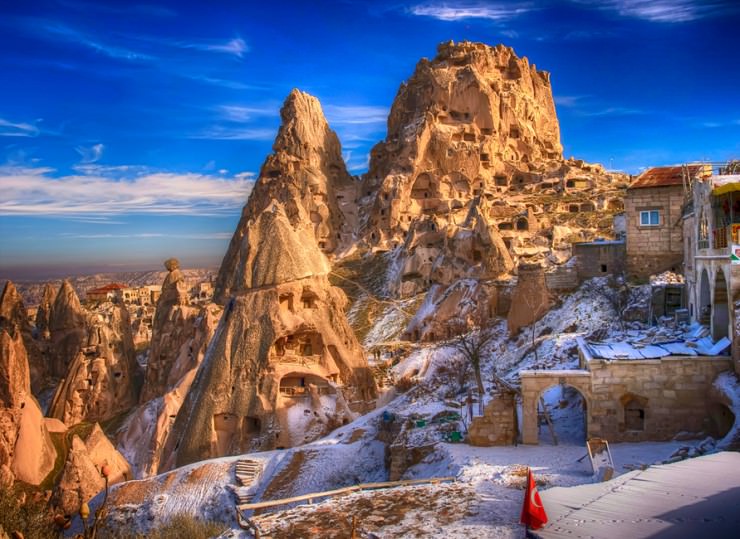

left=89, top=278, right=738, bottom=538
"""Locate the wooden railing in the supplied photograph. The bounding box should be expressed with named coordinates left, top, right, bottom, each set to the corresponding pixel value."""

left=236, top=476, right=456, bottom=512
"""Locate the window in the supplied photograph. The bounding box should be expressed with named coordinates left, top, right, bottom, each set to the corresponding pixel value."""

left=639, top=210, right=660, bottom=226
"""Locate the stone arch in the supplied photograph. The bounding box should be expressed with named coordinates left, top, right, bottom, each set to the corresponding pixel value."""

left=619, top=393, right=649, bottom=432
left=699, top=268, right=711, bottom=326
left=708, top=402, right=735, bottom=438
left=516, top=217, right=529, bottom=231
left=712, top=269, right=729, bottom=341
left=520, top=371, right=592, bottom=445
left=537, top=384, right=588, bottom=445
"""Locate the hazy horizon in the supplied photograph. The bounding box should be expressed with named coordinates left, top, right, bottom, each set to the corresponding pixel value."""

left=1, top=0, right=739, bottom=273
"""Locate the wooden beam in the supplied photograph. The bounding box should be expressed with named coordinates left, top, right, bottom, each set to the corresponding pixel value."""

left=236, top=476, right=456, bottom=511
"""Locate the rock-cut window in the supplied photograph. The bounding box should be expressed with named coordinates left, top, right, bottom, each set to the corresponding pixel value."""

left=639, top=210, right=660, bottom=226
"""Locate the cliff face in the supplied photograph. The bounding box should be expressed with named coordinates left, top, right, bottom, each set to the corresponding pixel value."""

left=349, top=41, right=627, bottom=340
left=0, top=281, right=47, bottom=392
left=167, top=139, right=376, bottom=468
left=140, top=258, right=201, bottom=402
left=216, top=90, right=354, bottom=302
left=48, top=300, right=139, bottom=426
left=48, top=280, right=89, bottom=379
left=118, top=288, right=221, bottom=479
left=0, top=281, right=57, bottom=487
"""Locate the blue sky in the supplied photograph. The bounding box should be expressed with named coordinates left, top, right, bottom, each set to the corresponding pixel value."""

left=1, top=0, right=739, bottom=278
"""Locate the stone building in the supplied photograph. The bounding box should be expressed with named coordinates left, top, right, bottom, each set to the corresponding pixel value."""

left=86, top=282, right=126, bottom=303
left=519, top=338, right=734, bottom=445
left=684, top=170, right=740, bottom=373
left=121, top=285, right=161, bottom=306
left=625, top=165, right=710, bottom=279
left=573, top=239, right=625, bottom=280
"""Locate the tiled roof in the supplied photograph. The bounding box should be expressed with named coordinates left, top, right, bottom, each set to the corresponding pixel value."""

left=88, top=283, right=127, bottom=294
left=628, top=165, right=707, bottom=189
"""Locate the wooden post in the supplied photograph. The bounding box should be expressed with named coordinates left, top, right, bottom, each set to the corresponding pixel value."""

left=539, top=397, right=558, bottom=446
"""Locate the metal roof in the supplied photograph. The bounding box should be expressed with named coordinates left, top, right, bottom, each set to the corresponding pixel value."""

left=628, top=165, right=707, bottom=190
left=533, top=452, right=740, bottom=539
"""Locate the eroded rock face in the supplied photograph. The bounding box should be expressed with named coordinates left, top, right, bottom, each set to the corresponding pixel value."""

left=166, top=203, right=376, bottom=469
left=507, top=263, right=551, bottom=335
left=216, top=89, right=353, bottom=302
left=35, top=282, right=56, bottom=339
left=353, top=41, right=627, bottom=339
left=0, top=281, right=47, bottom=392
left=48, top=302, right=139, bottom=426
left=0, top=283, right=57, bottom=486
left=49, top=280, right=88, bottom=379
left=140, top=258, right=198, bottom=402
left=52, top=423, right=131, bottom=515
left=118, top=302, right=221, bottom=478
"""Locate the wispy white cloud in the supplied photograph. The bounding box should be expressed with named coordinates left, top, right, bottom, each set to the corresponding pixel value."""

left=554, top=95, right=588, bottom=108
left=554, top=96, right=644, bottom=117
left=700, top=119, right=740, bottom=128
left=127, top=34, right=249, bottom=58
left=193, top=37, right=248, bottom=58
left=324, top=105, right=388, bottom=125
left=573, top=0, right=737, bottom=22
left=218, top=104, right=278, bottom=122
left=0, top=117, right=41, bottom=137
left=578, top=106, right=645, bottom=117
left=0, top=166, right=254, bottom=216
left=188, top=126, right=277, bottom=141
left=58, top=1, right=177, bottom=17
left=409, top=2, right=533, bottom=21
left=34, top=20, right=154, bottom=61
left=75, top=143, right=104, bottom=164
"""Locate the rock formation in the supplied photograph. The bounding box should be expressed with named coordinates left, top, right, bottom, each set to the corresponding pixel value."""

left=216, top=89, right=354, bottom=302
left=118, top=281, right=221, bottom=478
left=0, top=282, right=57, bottom=486
left=348, top=41, right=627, bottom=340
left=48, top=280, right=88, bottom=379
left=48, top=300, right=139, bottom=426
left=139, top=258, right=199, bottom=402
left=52, top=423, right=131, bottom=514
left=166, top=118, right=377, bottom=467
left=35, top=282, right=56, bottom=339
left=0, top=281, right=46, bottom=393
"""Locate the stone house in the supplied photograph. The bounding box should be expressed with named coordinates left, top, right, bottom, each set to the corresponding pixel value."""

left=625, top=165, right=710, bottom=280
left=517, top=338, right=734, bottom=445
left=573, top=239, right=625, bottom=280
left=86, top=282, right=126, bottom=303
left=684, top=170, right=740, bottom=373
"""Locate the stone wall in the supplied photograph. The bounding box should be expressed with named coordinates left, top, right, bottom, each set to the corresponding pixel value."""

left=573, top=241, right=625, bottom=280
left=587, top=357, right=732, bottom=442
left=468, top=391, right=517, bottom=446
left=521, top=356, right=733, bottom=444
left=545, top=264, right=579, bottom=291
left=625, top=185, right=684, bottom=279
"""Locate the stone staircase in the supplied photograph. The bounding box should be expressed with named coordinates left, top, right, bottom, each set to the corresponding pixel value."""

left=234, top=458, right=263, bottom=505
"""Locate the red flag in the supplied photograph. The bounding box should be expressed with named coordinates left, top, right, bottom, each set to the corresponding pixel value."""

left=520, top=467, right=548, bottom=530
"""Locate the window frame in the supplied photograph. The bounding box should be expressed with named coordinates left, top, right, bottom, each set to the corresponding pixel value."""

left=639, top=209, right=660, bottom=227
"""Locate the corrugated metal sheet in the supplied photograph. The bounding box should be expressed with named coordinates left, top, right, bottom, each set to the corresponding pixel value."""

left=533, top=452, right=740, bottom=539
left=628, top=165, right=706, bottom=190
